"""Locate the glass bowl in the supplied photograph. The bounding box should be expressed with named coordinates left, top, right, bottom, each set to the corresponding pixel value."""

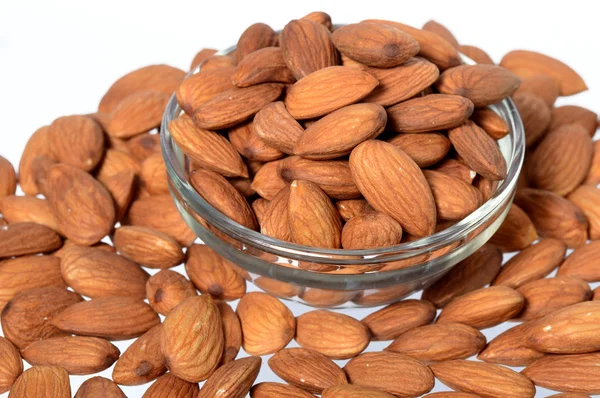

left=161, top=49, right=525, bottom=308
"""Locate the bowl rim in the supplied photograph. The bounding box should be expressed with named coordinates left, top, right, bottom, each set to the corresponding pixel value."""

left=161, top=50, right=525, bottom=266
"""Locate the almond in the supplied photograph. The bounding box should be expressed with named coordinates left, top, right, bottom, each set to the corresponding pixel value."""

left=250, top=159, right=288, bottom=200
left=185, top=244, right=246, bottom=300
left=387, top=132, right=450, bottom=167
left=52, top=296, right=160, bottom=340
left=216, top=301, right=242, bottom=365
left=285, top=66, right=378, bottom=119
left=514, top=188, right=588, bottom=248
left=74, top=376, right=126, bottom=398
left=168, top=116, right=249, bottom=178
left=332, top=22, right=419, bottom=67
left=0, top=222, right=62, bottom=258
left=237, top=292, right=295, bottom=355
left=113, top=225, right=184, bottom=268
left=422, top=243, right=502, bottom=307
left=477, top=320, right=544, bottom=366
left=549, top=105, right=598, bottom=136
left=228, top=121, right=284, bottom=162
left=431, top=360, right=535, bottom=398
left=423, top=170, right=482, bottom=220
left=193, top=83, right=283, bottom=130
left=106, top=91, right=169, bottom=138
left=0, top=337, right=22, bottom=394
left=422, top=20, right=459, bottom=48
left=146, top=270, right=197, bottom=316
left=251, top=382, right=316, bottom=398
left=9, top=366, right=71, bottom=398
left=341, top=211, right=403, bottom=249
left=201, top=55, right=237, bottom=71
left=336, top=199, right=372, bottom=222
left=474, top=175, right=499, bottom=202
left=18, top=126, right=54, bottom=195
left=139, top=152, right=169, bottom=195
left=48, top=115, right=104, bottom=171
left=300, top=288, right=357, bottom=306
left=344, top=351, right=434, bottom=397
left=96, top=149, right=141, bottom=182
left=288, top=180, right=342, bottom=248
left=471, top=107, right=510, bottom=139
left=296, top=310, right=369, bottom=359
left=126, top=132, right=161, bottom=162
left=437, top=286, right=524, bottom=329
left=516, top=276, right=591, bottom=321
left=433, top=158, right=477, bottom=184
left=190, top=48, right=218, bottom=70
left=142, top=373, right=199, bottom=398
left=176, top=67, right=236, bottom=114
left=568, top=187, right=600, bottom=240
left=197, top=356, right=260, bottom=398
left=424, top=393, right=483, bottom=398
left=260, top=185, right=291, bottom=241
left=558, top=241, right=600, bottom=282
left=236, top=23, right=278, bottom=62
left=362, top=299, right=436, bottom=341
left=112, top=324, right=166, bottom=385
left=489, top=203, right=538, bottom=252
left=233, top=47, right=295, bottom=87
left=512, top=92, right=552, bottom=147
left=522, top=353, right=600, bottom=394
left=363, top=57, right=440, bottom=106
left=514, top=75, right=560, bottom=107
left=301, top=11, right=332, bottom=28
left=459, top=44, right=495, bottom=64
left=500, top=50, right=587, bottom=96
left=253, top=276, right=303, bottom=299
left=253, top=101, right=305, bottom=154
left=0, top=156, right=16, bottom=198
left=323, top=385, right=395, bottom=398
left=102, top=169, right=136, bottom=222
left=583, top=140, right=600, bottom=185
left=387, top=94, right=474, bottom=133
left=269, top=348, right=347, bottom=394
left=529, top=124, right=593, bottom=196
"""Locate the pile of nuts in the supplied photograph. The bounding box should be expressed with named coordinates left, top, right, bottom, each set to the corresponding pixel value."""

left=0, top=11, right=599, bottom=398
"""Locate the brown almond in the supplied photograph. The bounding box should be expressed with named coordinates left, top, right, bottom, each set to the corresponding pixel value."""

left=30, top=155, right=57, bottom=193
left=516, top=276, right=591, bottom=321
left=422, top=243, right=502, bottom=307
left=558, top=241, right=600, bottom=282
left=190, top=48, right=218, bottom=70
left=74, top=376, right=126, bottom=398
left=107, top=91, right=169, bottom=138
left=431, top=360, right=535, bottom=398
left=250, top=159, right=287, bottom=201
left=233, top=47, right=295, bottom=87
left=341, top=211, right=403, bottom=249
left=217, top=301, right=242, bottom=365
left=162, top=295, right=223, bottom=382
left=285, top=66, right=378, bottom=119
left=288, top=180, right=342, bottom=248
left=423, top=170, right=482, bottom=220
left=228, top=121, right=284, bottom=162
left=387, top=94, right=474, bottom=133
left=422, top=20, right=459, bottom=48
left=437, top=286, right=524, bottom=329
left=387, top=132, right=450, bottom=167
left=253, top=101, right=305, bottom=154
left=236, top=23, right=278, bottom=62
left=112, top=324, right=166, bottom=385
left=362, top=299, right=436, bottom=341
left=477, top=320, right=544, bottom=366
left=568, top=186, right=600, bottom=240
left=424, top=393, right=483, bottom=398
left=126, top=133, right=161, bottom=162
left=301, top=11, right=332, bottom=28
left=260, top=185, right=292, bottom=241
left=550, top=105, right=598, bottom=136
left=146, top=270, right=197, bottom=316
left=522, top=353, right=600, bottom=394
left=198, top=356, right=260, bottom=398
left=52, top=296, right=160, bottom=340
left=489, top=203, right=538, bottom=252
left=473, top=175, right=499, bottom=202
left=0, top=222, right=62, bottom=258
left=296, top=310, right=369, bottom=359
left=201, top=55, right=237, bottom=71
left=142, top=373, right=199, bottom=398
left=177, top=67, right=236, bottom=114
left=9, top=366, right=71, bottom=398
left=237, top=292, right=295, bottom=355
left=500, top=50, right=587, bottom=96
left=546, top=393, right=593, bottom=398
left=0, top=156, right=16, bottom=198
left=96, top=149, right=140, bottom=182
left=0, top=337, right=22, bottom=394
left=471, top=108, right=510, bottom=140
left=185, top=244, right=246, bottom=300
left=529, top=124, right=593, bottom=196
left=140, top=152, right=169, bottom=195
left=515, top=75, right=560, bottom=107
left=433, top=158, right=477, bottom=184
left=253, top=276, right=303, bottom=299
left=18, top=126, right=54, bottom=195
left=269, top=348, right=347, bottom=394
left=386, top=322, right=486, bottom=362
left=48, top=115, right=104, bottom=171
left=323, top=385, right=395, bottom=398
left=583, top=140, right=600, bottom=185
left=336, top=199, right=372, bottom=222
left=514, top=188, right=588, bottom=248
left=512, top=92, right=552, bottom=147
left=168, top=116, right=249, bottom=177
left=344, top=351, right=434, bottom=397
left=251, top=382, right=316, bottom=398
left=459, top=44, right=494, bottom=64
left=113, top=225, right=184, bottom=268
left=103, top=169, right=136, bottom=222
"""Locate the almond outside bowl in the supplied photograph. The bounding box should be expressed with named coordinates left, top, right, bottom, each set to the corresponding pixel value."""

left=161, top=49, right=525, bottom=308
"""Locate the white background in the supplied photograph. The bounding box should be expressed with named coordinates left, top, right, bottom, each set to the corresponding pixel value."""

left=1, top=0, right=599, bottom=396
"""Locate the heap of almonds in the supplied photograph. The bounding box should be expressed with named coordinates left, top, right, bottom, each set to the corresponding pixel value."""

left=1, top=11, right=600, bottom=398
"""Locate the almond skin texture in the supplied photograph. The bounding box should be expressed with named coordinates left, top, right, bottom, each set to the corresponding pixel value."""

left=515, top=75, right=560, bottom=107
left=113, top=225, right=184, bottom=268
left=140, top=152, right=169, bottom=194
left=424, top=393, right=483, bottom=398
left=21, top=336, right=119, bottom=375
left=48, top=115, right=104, bottom=171
left=168, top=116, right=248, bottom=177
left=253, top=101, right=305, bottom=154
left=296, top=310, right=369, bottom=359
left=217, top=302, right=243, bottom=365
left=436, top=64, right=521, bottom=107
left=185, top=244, right=246, bottom=300
left=344, top=351, right=435, bottom=397
left=387, top=132, right=451, bottom=167
left=322, top=385, right=395, bottom=398
left=250, top=159, right=288, bottom=200
left=363, top=57, right=440, bottom=106
left=489, top=203, right=538, bottom=252
left=387, top=94, right=474, bottom=133
left=233, top=47, right=295, bottom=87
left=146, top=270, right=197, bottom=316
left=288, top=180, right=342, bottom=248
left=52, top=296, right=160, bottom=340
left=60, top=245, right=149, bottom=299
left=336, top=199, right=373, bottom=222
left=260, top=185, right=291, bottom=241
left=386, top=322, right=486, bottom=362
left=568, top=186, right=600, bottom=240
left=433, top=158, right=477, bottom=184
left=0, top=222, right=62, bottom=258
left=516, top=276, right=592, bottom=321
left=279, top=19, right=339, bottom=79
left=0, top=156, right=16, bottom=198
left=228, top=121, right=284, bottom=162
left=477, top=320, right=544, bottom=366
left=431, top=360, right=535, bottom=398
left=285, top=66, right=379, bottom=119
left=18, top=125, right=54, bottom=195
left=362, top=299, right=436, bottom=341
left=198, top=356, right=261, bottom=398
left=236, top=292, right=295, bottom=356
left=0, top=196, right=57, bottom=231
left=512, top=92, right=552, bottom=147
left=500, top=50, right=587, bottom=96
left=9, top=366, right=71, bottom=398
left=422, top=243, right=503, bottom=307
left=332, top=22, right=420, bottom=67
left=522, top=353, right=600, bottom=394
left=112, top=324, right=166, bottom=385
left=142, top=373, right=199, bottom=398
left=558, top=241, right=600, bottom=281
left=190, top=168, right=258, bottom=231
left=193, top=83, right=283, bottom=130
left=529, top=124, right=593, bottom=196
left=471, top=107, right=510, bottom=139
left=350, top=140, right=436, bottom=237
left=107, top=90, right=169, bottom=138
left=549, top=105, right=598, bottom=136
left=341, top=211, right=403, bottom=249
left=0, top=337, right=22, bottom=394
left=583, top=141, right=600, bottom=186
left=514, top=188, right=588, bottom=248
left=294, top=103, right=387, bottom=160
left=177, top=67, right=236, bottom=114
left=422, top=20, right=459, bottom=48
left=126, top=133, right=161, bottom=162
left=251, top=382, right=316, bottom=398
left=423, top=170, right=482, bottom=221
left=74, top=376, right=126, bottom=398
left=236, top=23, right=278, bottom=62
left=269, top=348, right=348, bottom=394
left=437, top=286, right=524, bottom=329
left=162, top=295, right=223, bottom=382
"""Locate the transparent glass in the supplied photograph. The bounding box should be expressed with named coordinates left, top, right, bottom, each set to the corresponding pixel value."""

left=161, top=50, right=525, bottom=307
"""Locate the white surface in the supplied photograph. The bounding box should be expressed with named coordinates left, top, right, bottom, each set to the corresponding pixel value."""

left=1, top=0, right=599, bottom=396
